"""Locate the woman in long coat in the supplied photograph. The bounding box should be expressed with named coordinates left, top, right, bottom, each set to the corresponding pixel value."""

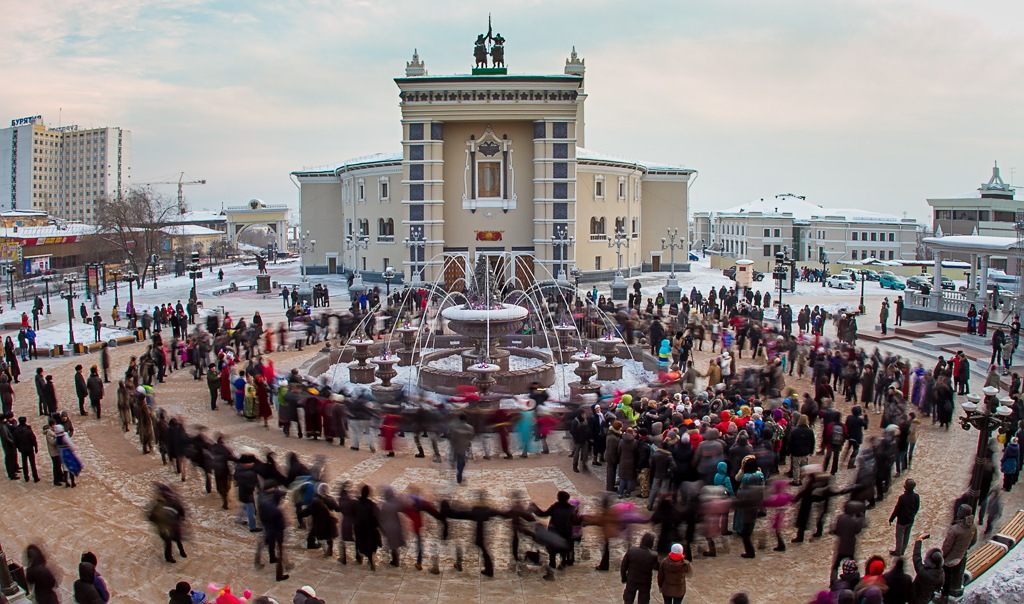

left=379, top=486, right=407, bottom=566
left=353, top=484, right=381, bottom=569
left=336, top=482, right=358, bottom=564
left=298, top=483, right=339, bottom=556
left=304, top=391, right=323, bottom=440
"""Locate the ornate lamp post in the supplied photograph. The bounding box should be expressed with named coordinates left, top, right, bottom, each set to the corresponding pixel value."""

left=403, top=235, right=427, bottom=285
left=123, top=271, right=138, bottom=329
left=0, top=536, right=28, bottom=601
left=345, top=233, right=368, bottom=296
left=820, top=250, right=829, bottom=288
left=661, top=227, right=684, bottom=303
left=298, top=230, right=316, bottom=281
left=858, top=269, right=867, bottom=314
left=959, top=387, right=1017, bottom=513
left=550, top=226, right=575, bottom=282
left=382, top=266, right=396, bottom=297
left=107, top=269, right=122, bottom=308
left=608, top=226, right=630, bottom=302
left=61, top=274, right=78, bottom=348
left=41, top=273, right=55, bottom=315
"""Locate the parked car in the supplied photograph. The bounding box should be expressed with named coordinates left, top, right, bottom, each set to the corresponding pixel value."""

left=723, top=267, right=765, bottom=282
left=906, top=275, right=930, bottom=291
left=689, top=252, right=700, bottom=261
left=827, top=274, right=857, bottom=290
left=936, top=275, right=955, bottom=290
left=839, top=268, right=859, bottom=280
left=862, top=269, right=880, bottom=281
left=879, top=273, right=907, bottom=290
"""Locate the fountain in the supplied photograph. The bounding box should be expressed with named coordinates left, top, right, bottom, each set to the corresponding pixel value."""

left=371, top=349, right=402, bottom=404
left=553, top=323, right=578, bottom=364
left=348, top=335, right=376, bottom=384
left=595, top=333, right=624, bottom=381
left=467, top=360, right=501, bottom=396
left=418, top=256, right=555, bottom=395
left=395, top=322, right=421, bottom=367
left=568, top=349, right=602, bottom=397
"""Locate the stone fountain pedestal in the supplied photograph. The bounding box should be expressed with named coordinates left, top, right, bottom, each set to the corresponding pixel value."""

left=348, top=337, right=376, bottom=384
left=568, top=351, right=602, bottom=398
left=370, top=354, right=403, bottom=404
left=396, top=325, right=421, bottom=367
left=467, top=362, right=501, bottom=396
left=596, top=336, right=624, bottom=381
left=553, top=324, right=578, bottom=364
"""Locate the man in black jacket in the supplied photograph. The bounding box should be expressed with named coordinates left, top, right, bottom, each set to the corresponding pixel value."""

left=86, top=366, right=104, bottom=420
left=34, top=367, right=45, bottom=416
left=889, top=478, right=920, bottom=556
left=570, top=407, right=590, bottom=474
left=74, top=365, right=88, bottom=416
left=13, top=417, right=39, bottom=482
left=909, top=537, right=944, bottom=604
left=620, top=532, right=658, bottom=604
left=843, top=406, right=869, bottom=469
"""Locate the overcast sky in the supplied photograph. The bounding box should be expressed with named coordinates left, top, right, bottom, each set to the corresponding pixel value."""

left=4, top=0, right=1023, bottom=224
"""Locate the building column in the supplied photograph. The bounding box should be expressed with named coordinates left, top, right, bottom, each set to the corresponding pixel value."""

left=933, top=251, right=943, bottom=311
left=979, top=254, right=989, bottom=305
left=969, top=253, right=978, bottom=300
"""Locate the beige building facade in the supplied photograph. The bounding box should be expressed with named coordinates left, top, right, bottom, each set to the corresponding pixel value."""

left=693, top=194, right=918, bottom=269
left=293, top=46, right=694, bottom=288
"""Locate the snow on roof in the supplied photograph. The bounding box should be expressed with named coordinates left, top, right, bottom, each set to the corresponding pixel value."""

left=714, top=195, right=904, bottom=223
left=6, top=223, right=100, bottom=238
left=294, top=152, right=404, bottom=175
left=922, top=235, right=1020, bottom=251
left=576, top=148, right=692, bottom=173
left=159, top=225, right=225, bottom=236
left=164, top=210, right=225, bottom=223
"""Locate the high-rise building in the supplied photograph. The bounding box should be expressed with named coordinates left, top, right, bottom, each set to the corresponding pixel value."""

left=0, top=115, right=131, bottom=222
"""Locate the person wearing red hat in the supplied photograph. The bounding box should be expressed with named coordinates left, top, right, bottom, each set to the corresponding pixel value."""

left=657, top=543, right=692, bottom=604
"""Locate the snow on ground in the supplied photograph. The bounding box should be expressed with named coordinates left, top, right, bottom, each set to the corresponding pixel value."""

left=32, top=320, right=135, bottom=349
left=960, top=542, right=1024, bottom=604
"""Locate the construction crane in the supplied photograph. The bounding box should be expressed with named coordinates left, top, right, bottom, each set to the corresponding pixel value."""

left=138, top=172, right=207, bottom=214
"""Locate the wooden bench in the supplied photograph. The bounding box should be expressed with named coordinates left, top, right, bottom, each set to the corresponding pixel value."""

left=963, top=540, right=1008, bottom=584
left=993, top=509, right=1024, bottom=548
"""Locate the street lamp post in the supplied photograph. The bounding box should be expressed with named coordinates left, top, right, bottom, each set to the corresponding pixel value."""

left=0, top=536, right=27, bottom=600
left=108, top=269, right=121, bottom=308
left=661, top=227, right=684, bottom=303
left=123, top=271, right=138, bottom=329
left=61, top=275, right=78, bottom=349
left=345, top=233, right=368, bottom=296
left=403, top=236, right=427, bottom=285
left=298, top=230, right=316, bottom=280
left=382, top=267, right=396, bottom=297
left=959, top=388, right=1017, bottom=513
left=820, top=250, right=829, bottom=288
left=3, top=263, right=15, bottom=310
left=608, top=226, right=630, bottom=302
left=41, top=273, right=54, bottom=314
left=550, top=226, right=575, bottom=282
left=859, top=270, right=867, bottom=314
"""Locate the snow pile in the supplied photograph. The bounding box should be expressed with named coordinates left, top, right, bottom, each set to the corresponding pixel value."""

left=960, top=543, right=1024, bottom=604
left=32, top=322, right=136, bottom=350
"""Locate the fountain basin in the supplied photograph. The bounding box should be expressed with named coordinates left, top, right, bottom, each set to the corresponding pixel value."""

left=441, top=303, right=530, bottom=372
left=417, top=347, right=554, bottom=396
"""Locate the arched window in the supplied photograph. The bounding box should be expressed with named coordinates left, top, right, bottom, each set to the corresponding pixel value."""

left=614, top=217, right=626, bottom=233
left=377, top=218, right=394, bottom=242
left=358, top=219, right=369, bottom=236
left=590, top=217, right=606, bottom=240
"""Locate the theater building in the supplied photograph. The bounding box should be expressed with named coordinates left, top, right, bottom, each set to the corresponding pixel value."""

left=293, top=39, right=694, bottom=289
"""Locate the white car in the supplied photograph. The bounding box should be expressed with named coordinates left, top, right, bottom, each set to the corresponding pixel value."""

left=827, top=274, right=856, bottom=290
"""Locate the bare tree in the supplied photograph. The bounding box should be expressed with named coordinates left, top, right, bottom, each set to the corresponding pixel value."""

left=95, top=188, right=182, bottom=288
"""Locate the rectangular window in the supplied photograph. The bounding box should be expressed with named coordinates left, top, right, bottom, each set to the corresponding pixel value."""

left=763, top=229, right=770, bottom=237
left=595, top=179, right=604, bottom=197
left=763, top=245, right=771, bottom=257
left=888, top=233, right=895, bottom=242
left=852, top=250, right=858, bottom=260
left=553, top=162, right=568, bottom=179
left=410, top=184, right=424, bottom=201
left=553, top=143, right=568, bottom=159
left=409, top=123, right=424, bottom=140
left=553, top=203, right=567, bottom=219
left=954, top=210, right=978, bottom=221
left=618, top=180, right=625, bottom=199
left=870, top=250, right=876, bottom=258
left=994, top=211, right=1015, bottom=222
left=553, top=122, right=567, bottom=138
left=553, top=182, right=568, bottom=199
left=379, top=179, right=389, bottom=200
left=773, top=228, right=781, bottom=237
left=889, top=251, right=894, bottom=260
left=934, top=210, right=952, bottom=220
left=409, top=164, right=423, bottom=181
left=862, top=232, right=867, bottom=241
left=774, top=245, right=781, bottom=255
left=409, top=145, right=424, bottom=161
left=979, top=210, right=990, bottom=221
left=357, top=181, right=365, bottom=201
left=478, top=162, right=500, bottom=198
left=409, top=204, right=424, bottom=221
left=430, top=123, right=443, bottom=140
left=534, top=122, right=546, bottom=139
left=852, top=232, right=858, bottom=241
left=595, top=257, right=601, bottom=271
left=870, top=232, right=876, bottom=241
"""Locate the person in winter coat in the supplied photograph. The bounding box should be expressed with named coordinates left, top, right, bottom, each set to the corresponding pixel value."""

left=621, top=532, right=658, bottom=604
left=618, top=429, right=639, bottom=498
left=86, top=366, right=104, bottom=419
left=74, top=364, right=89, bottom=416
left=13, top=416, right=39, bottom=482
left=788, top=415, right=816, bottom=485
left=298, top=483, right=340, bottom=557
left=881, top=555, right=911, bottom=604
left=940, top=504, right=977, bottom=600
left=830, top=500, right=866, bottom=584
left=647, top=444, right=676, bottom=511
left=354, top=484, right=382, bottom=570
left=25, top=544, right=59, bottom=604
left=693, top=428, right=726, bottom=483
left=909, top=538, right=944, bottom=604
left=605, top=421, right=623, bottom=492
left=657, top=542, right=692, bottom=604
left=378, top=486, right=407, bottom=567
left=80, top=552, right=109, bottom=603
left=73, top=562, right=105, bottom=604
left=889, top=479, right=920, bottom=557
left=234, top=452, right=260, bottom=531
left=1002, top=436, right=1021, bottom=492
